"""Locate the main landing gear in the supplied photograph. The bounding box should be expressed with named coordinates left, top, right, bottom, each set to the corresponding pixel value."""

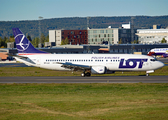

left=81, top=70, right=91, bottom=77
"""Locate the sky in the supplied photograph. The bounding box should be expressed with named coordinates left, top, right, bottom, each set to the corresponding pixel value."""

left=0, top=0, right=168, bottom=21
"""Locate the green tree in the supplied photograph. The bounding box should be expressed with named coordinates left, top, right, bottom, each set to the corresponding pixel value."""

left=118, top=38, right=122, bottom=44
left=161, top=38, right=167, bottom=43
left=41, top=33, right=46, bottom=44
left=131, top=40, right=139, bottom=44
left=31, top=37, right=39, bottom=48
left=0, top=37, right=8, bottom=48
left=3, top=37, right=8, bottom=48
left=44, top=35, right=49, bottom=43
left=9, top=36, right=15, bottom=42
left=27, top=35, right=32, bottom=41
left=133, top=40, right=139, bottom=44
left=61, top=37, right=69, bottom=45
left=0, top=37, right=3, bottom=48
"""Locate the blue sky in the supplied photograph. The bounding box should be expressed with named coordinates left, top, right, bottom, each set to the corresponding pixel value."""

left=1, top=0, right=168, bottom=21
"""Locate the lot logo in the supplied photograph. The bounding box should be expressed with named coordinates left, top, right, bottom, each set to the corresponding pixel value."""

left=15, top=34, right=30, bottom=51
left=119, top=59, right=148, bottom=68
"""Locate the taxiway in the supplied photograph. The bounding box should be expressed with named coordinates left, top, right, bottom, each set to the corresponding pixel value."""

left=0, top=76, right=167, bottom=83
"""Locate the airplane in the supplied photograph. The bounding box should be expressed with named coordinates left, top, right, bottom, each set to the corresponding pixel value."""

left=12, top=28, right=164, bottom=76
left=148, top=48, right=168, bottom=58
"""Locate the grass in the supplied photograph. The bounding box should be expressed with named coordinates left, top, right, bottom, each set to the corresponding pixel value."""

left=0, top=66, right=168, bottom=77
left=0, top=83, right=168, bottom=120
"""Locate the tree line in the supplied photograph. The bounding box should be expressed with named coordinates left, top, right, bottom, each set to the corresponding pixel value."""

left=0, top=36, right=15, bottom=48
left=1, top=16, right=168, bottom=39
left=30, top=33, right=49, bottom=47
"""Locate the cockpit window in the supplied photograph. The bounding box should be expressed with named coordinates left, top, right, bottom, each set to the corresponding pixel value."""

left=150, top=57, right=158, bottom=62
left=150, top=58, right=157, bottom=61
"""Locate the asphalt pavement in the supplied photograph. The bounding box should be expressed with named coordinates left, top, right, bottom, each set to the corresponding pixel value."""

left=0, top=76, right=167, bottom=83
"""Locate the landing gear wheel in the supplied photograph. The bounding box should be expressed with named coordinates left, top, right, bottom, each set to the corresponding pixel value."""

left=81, top=71, right=91, bottom=77
left=85, top=72, right=91, bottom=77
left=81, top=73, right=85, bottom=77
left=146, top=73, right=149, bottom=76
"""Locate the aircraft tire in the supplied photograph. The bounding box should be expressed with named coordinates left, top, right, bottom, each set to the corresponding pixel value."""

left=85, top=72, right=91, bottom=77
left=81, top=73, right=85, bottom=77
left=146, top=73, right=149, bottom=76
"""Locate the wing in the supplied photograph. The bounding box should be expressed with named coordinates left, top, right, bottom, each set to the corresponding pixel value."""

left=57, top=62, right=91, bottom=71
left=7, top=53, right=36, bottom=65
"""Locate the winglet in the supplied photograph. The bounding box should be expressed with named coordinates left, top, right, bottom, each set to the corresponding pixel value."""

left=12, top=28, right=47, bottom=54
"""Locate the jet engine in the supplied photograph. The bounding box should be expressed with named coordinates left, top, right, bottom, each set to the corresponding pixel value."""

left=91, top=66, right=106, bottom=74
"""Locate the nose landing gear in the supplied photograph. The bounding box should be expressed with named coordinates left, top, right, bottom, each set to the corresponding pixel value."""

left=146, top=73, right=149, bottom=76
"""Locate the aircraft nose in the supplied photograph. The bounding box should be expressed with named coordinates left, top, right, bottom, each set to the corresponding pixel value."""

left=158, top=61, right=165, bottom=68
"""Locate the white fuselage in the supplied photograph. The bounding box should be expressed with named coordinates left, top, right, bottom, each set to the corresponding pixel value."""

left=15, top=53, right=164, bottom=73
left=150, top=48, right=168, bottom=54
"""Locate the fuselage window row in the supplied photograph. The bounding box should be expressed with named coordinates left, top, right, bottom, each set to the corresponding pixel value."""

left=45, top=59, right=120, bottom=62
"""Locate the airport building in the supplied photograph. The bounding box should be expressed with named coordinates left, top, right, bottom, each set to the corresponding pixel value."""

left=88, top=27, right=136, bottom=44
left=136, top=25, right=168, bottom=44
left=49, top=30, right=88, bottom=46
left=49, top=23, right=137, bottom=46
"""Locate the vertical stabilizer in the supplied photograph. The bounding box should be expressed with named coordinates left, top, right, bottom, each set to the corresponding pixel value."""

left=12, top=28, right=47, bottom=54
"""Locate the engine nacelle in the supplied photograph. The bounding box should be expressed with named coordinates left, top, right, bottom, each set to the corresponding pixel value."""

left=91, top=66, right=106, bottom=74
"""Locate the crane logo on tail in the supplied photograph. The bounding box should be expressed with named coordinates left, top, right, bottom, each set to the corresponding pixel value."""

left=15, top=34, right=30, bottom=51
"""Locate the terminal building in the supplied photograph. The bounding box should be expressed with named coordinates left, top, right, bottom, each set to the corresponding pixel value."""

left=88, top=26, right=136, bottom=44
left=136, top=25, right=168, bottom=44
left=49, top=30, right=88, bottom=46
left=49, top=23, right=137, bottom=46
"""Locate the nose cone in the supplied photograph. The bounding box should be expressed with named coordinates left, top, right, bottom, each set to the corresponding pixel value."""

left=157, top=61, right=165, bottom=69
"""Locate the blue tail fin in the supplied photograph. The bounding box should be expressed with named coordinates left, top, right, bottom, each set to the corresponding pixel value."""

left=12, top=28, right=47, bottom=54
